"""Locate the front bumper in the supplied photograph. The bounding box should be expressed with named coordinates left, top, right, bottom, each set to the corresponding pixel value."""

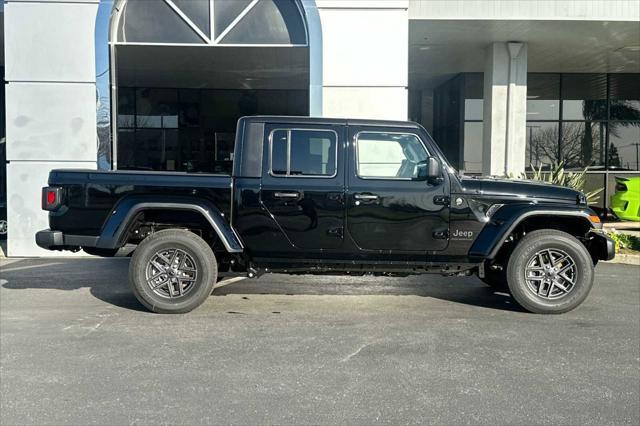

left=36, top=229, right=98, bottom=251
left=611, top=192, right=640, bottom=222
left=588, top=230, right=616, bottom=261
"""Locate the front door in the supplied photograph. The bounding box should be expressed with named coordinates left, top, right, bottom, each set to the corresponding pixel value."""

left=260, top=124, right=345, bottom=253
left=346, top=127, right=449, bottom=252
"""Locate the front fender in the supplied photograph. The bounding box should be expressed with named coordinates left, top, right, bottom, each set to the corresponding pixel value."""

left=95, top=195, right=243, bottom=253
left=468, top=204, right=597, bottom=261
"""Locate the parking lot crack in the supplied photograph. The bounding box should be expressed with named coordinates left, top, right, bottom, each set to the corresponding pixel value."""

left=340, top=343, right=370, bottom=363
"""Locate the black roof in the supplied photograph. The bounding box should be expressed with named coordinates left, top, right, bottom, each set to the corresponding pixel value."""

left=239, top=115, right=423, bottom=129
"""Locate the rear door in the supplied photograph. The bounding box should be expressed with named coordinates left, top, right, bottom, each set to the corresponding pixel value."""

left=260, top=124, right=346, bottom=253
left=345, top=126, right=449, bottom=252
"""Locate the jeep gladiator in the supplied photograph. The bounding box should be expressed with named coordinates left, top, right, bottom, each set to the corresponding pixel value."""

left=36, top=116, right=615, bottom=314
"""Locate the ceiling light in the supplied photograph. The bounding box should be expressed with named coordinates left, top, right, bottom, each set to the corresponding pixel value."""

left=419, top=46, right=431, bottom=51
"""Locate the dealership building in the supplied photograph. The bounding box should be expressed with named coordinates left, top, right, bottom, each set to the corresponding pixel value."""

left=1, top=0, right=639, bottom=256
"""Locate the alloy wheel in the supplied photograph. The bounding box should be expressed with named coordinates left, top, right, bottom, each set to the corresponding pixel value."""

left=524, top=248, right=577, bottom=300
left=145, top=248, right=198, bottom=299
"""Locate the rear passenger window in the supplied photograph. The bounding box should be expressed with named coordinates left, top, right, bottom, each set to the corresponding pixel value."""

left=270, top=129, right=337, bottom=177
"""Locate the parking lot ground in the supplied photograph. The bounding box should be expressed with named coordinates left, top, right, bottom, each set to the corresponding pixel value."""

left=1, top=258, right=639, bottom=425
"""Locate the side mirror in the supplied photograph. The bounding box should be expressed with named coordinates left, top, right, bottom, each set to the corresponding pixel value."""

left=427, top=157, right=441, bottom=179
left=416, top=157, right=441, bottom=181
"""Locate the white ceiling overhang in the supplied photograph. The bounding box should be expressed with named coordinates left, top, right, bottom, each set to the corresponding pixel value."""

left=409, top=19, right=640, bottom=90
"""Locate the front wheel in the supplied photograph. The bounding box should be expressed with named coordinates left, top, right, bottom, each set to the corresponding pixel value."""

left=129, top=229, right=217, bottom=314
left=506, top=229, right=594, bottom=314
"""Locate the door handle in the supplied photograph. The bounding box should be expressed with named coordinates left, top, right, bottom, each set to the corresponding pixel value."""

left=274, top=191, right=300, bottom=199
left=354, top=193, right=379, bottom=200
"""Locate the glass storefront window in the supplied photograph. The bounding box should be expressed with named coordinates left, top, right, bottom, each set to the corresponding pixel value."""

left=117, top=88, right=308, bottom=174
left=608, top=124, right=640, bottom=170
left=220, top=0, right=306, bottom=45
left=172, top=0, right=210, bottom=36
left=463, top=73, right=483, bottom=121
left=526, top=122, right=559, bottom=169
left=609, top=74, right=640, bottom=121
left=214, top=0, right=253, bottom=39
left=527, top=74, right=560, bottom=120
left=561, top=74, right=607, bottom=120
left=524, top=73, right=639, bottom=171
left=463, top=122, right=483, bottom=172
left=561, top=122, right=606, bottom=169
left=117, top=0, right=204, bottom=44
left=117, top=87, right=135, bottom=128
left=115, top=0, right=307, bottom=46
left=136, top=89, right=178, bottom=129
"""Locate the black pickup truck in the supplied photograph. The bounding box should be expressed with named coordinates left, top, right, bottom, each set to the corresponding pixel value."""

left=37, top=116, right=614, bottom=314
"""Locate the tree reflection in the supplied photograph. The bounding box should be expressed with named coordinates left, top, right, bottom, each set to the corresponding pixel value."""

left=528, top=100, right=640, bottom=170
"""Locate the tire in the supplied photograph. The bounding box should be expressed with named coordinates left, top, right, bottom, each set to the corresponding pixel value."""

left=506, top=229, right=594, bottom=314
left=480, top=266, right=508, bottom=290
left=129, top=229, right=217, bottom=314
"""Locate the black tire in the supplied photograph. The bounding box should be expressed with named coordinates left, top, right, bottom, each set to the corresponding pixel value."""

left=506, top=229, right=594, bottom=314
left=480, top=267, right=508, bottom=290
left=129, top=229, right=217, bottom=314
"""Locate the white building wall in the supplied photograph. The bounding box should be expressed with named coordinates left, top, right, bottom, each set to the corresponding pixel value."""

left=317, top=0, right=409, bottom=120
left=409, top=0, right=640, bottom=21
left=4, top=0, right=98, bottom=256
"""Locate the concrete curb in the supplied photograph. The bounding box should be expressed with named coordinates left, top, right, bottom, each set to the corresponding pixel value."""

left=605, top=253, right=640, bottom=266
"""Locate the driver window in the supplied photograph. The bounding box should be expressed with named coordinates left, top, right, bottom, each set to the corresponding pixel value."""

left=356, top=132, right=428, bottom=179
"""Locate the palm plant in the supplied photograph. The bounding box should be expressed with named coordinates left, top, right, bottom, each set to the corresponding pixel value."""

left=527, top=161, right=602, bottom=204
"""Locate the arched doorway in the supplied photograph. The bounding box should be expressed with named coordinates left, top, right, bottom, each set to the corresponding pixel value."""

left=97, top=0, right=320, bottom=172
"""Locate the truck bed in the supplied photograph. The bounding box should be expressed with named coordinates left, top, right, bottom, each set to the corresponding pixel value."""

left=48, top=169, right=232, bottom=236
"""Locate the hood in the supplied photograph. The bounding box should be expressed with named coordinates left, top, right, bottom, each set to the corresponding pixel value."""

left=458, top=176, right=584, bottom=204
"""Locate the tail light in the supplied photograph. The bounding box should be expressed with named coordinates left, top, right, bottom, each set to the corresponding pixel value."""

left=42, top=187, right=62, bottom=211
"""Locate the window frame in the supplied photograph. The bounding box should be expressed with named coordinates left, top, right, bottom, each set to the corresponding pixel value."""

left=268, top=127, right=339, bottom=179
left=354, top=130, right=431, bottom=181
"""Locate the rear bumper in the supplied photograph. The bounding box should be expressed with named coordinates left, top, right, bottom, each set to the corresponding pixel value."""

left=35, top=229, right=98, bottom=251
left=588, top=230, right=616, bottom=261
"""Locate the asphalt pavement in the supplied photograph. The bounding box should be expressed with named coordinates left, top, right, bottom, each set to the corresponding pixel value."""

left=1, top=258, right=639, bottom=425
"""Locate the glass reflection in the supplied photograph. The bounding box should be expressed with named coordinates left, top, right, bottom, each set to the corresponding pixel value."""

left=117, top=88, right=308, bottom=174
left=561, top=122, right=606, bottom=169
left=117, top=0, right=204, bottom=44
left=220, top=0, right=306, bottom=44
left=561, top=74, right=607, bottom=120
left=463, top=122, right=483, bottom=172
left=527, top=74, right=560, bottom=120
left=526, top=122, right=559, bottom=169
left=609, top=125, right=640, bottom=170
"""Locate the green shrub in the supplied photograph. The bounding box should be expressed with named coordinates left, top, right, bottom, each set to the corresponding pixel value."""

left=606, top=230, right=640, bottom=253
left=509, top=162, right=602, bottom=204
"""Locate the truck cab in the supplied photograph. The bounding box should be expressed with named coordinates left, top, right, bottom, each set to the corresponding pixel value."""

left=233, top=117, right=450, bottom=263
left=36, top=116, right=615, bottom=314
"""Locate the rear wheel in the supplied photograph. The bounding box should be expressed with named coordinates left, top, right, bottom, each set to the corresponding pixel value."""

left=506, top=229, right=594, bottom=314
left=129, top=229, right=217, bottom=314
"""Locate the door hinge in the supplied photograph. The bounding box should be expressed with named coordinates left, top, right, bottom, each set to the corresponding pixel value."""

left=433, top=195, right=450, bottom=206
